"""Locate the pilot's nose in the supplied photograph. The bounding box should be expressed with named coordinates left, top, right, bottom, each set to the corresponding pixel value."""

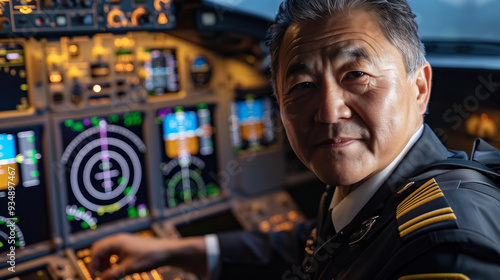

left=314, top=81, right=352, bottom=123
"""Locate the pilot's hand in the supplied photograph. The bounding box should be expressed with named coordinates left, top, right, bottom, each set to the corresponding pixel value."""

left=90, top=233, right=207, bottom=280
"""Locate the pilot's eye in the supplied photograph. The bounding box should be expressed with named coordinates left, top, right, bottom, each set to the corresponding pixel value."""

left=344, top=71, right=365, bottom=80
left=292, top=82, right=315, bottom=90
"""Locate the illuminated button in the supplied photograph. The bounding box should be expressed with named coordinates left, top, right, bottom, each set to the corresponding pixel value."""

left=35, top=17, right=44, bottom=26
left=68, top=44, right=79, bottom=57
left=81, top=14, right=94, bottom=25
left=259, top=221, right=271, bottom=232
left=76, top=249, right=86, bottom=258
left=92, top=84, right=102, bottom=93
left=46, top=53, right=61, bottom=67
left=56, top=15, right=67, bottom=26
left=287, top=211, right=299, bottom=222
left=125, top=63, right=134, bottom=72
left=121, top=37, right=133, bottom=47
left=109, top=254, right=119, bottom=264
left=115, top=63, right=124, bottom=73
left=273, top=222, right=293, bottom=232
left=138, top=68, right=148, bottom=79
left=270, top=214, right=284, bottom=224
left=114, top=38, right=123, bottom=48
left=283, top=222, right=294, bottom=231
left=201, top=12, right=216, bottom=26
left=19, top=6, right=33, bottom=14
left=49, top=72, right=63, bottom=83
left=157, top=13, right=168, bottom=25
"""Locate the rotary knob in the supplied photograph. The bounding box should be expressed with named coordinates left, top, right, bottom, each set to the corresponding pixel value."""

left=107, top=9, right=127, bottom=28
left=131, top=8, right=150, bottom=26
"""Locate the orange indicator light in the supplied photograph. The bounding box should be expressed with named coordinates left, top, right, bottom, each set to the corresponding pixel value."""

left=49, top=73, right=62, bottom=83
left=125, top=63, right=134, bottom=72
left=69, top=44, right=79, bottom=56
left=158, top=13, right=168, bottom=24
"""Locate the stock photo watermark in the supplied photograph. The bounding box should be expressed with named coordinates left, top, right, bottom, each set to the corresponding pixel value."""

left=5, top=165, right=17, bottom=272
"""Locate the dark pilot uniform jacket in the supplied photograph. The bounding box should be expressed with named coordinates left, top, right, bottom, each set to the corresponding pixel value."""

left=216, top=125, right=500, bottom=280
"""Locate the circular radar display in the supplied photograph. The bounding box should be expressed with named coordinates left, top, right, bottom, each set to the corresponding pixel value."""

left=158, top=105, right=220, bottom=207
left=60, top=113, right=149, bottom=233
left=161, top=155, right=208, bottom=206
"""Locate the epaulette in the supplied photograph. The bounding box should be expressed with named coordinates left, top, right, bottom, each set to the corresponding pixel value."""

left=396, top=178, right=458, bottom=239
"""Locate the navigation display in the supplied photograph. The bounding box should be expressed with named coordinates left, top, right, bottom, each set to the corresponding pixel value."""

left=144, top=49, right=179, bottom=95
left=0, top=43, right=30, bottom=113
left=59, top=113, right=149, bottom=233
left=157, top=104, right=220, bottom=207
left=0, top=126, right=50, bottom=252
left=230, top=94, right=276, bottom=154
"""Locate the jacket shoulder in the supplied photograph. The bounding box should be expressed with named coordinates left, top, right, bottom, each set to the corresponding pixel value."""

left=396, top=177, right=500, bottom=244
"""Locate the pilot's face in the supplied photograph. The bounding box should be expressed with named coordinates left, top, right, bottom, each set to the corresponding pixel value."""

left=276, top=10, right=430, bottom=187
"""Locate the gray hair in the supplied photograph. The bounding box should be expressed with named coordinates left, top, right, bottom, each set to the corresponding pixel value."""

left=267, top=0, right=426, bottom=91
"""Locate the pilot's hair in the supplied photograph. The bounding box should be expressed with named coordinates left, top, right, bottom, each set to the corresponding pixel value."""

left=267, top=0, right=426, bottom=91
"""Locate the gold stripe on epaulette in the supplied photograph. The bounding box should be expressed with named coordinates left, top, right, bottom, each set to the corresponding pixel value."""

left=397, top=191, right=444, bottom=219
left=398, top=207, right=453, bottom=232
left=400, top=213, right=457, bottom=237
left=398, top=178, right=437, bottom=207
left=398, top=273, right=470, bottom=280
left=398, top=184, right=440, bottom=213
left=399, top=184, right=440, bottom=211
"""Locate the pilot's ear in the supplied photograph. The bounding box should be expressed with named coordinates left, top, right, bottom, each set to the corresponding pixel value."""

left=414, top=62, right=432, bottom=115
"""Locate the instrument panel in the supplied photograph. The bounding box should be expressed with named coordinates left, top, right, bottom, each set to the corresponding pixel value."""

left=0, top=0, right=176, bottom=37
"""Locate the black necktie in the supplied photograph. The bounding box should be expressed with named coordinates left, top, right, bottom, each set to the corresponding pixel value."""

left=319, top=208, right=335, bottom=240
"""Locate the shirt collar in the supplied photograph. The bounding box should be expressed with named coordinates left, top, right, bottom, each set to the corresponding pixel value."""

left=329, top=125, right=424, bottom=232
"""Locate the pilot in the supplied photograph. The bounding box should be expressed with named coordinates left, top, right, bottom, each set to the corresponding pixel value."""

left=91, top=0, right=500, bottom=279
